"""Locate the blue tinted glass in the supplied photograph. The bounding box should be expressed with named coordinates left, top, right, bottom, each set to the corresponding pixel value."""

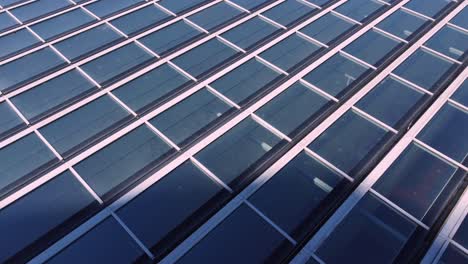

left=221, top=17, right=281, bottom=50
left=85, top=0, right=143, bottom=18
left=75, top=125, right=172, bottom=197
left=0, top=47, right=66, bottom=93
left=229, top=0, right=272, bottom=11
left=249, top=151, right=347, bottom=240
left=30, top=9, right=96, bottom=41
left=404, top=0, right=453, bottom=18
left=0, top=133, right=57, bottom=193
left=316, top=194, right=419, bottom=263
left=81, top=43, right=154, bottom=85
left=10, top=0, right=72, bottom=22
left=394, top=50, right=454, bottom=91
left=195, top=118, right=282, bottom=189
left=0, top=0, right=24, bottom=7
left=0, top=171, right=95, bottom=263
left=344, top=30, right=401, bottom=66
left=256, top=82, right=330, bottom=135
left=451, top=7, right=468, bottom=29
left=308, top=111, right=388, bottom=176
left=439, top=244, right=468, bottom=263
left=159, top=0, right=209, bottom=14
left=117, top=161, right=226, bottom=256
left=0, top=28, right=40, bottom=59
left=54, top=24, right=124, bottom=61
left=110, top=5, right=171, bottom=35
left=210, top=58, right=282, bottom=104
left=48, top=217, right=148, bottom=263
left=0, top=101, right=24, bottom=137
left=172, top=38, right=240, bottom=78
left=425, top=26, right=467, bottom=60
left=417, top=103, right=468, bottom=162
left=188, top=2, right=243, bottom=32
left=356, top=77, right=424, bottom=127
left=39, top=95, right=131, bottom=157
left=376, top=9, right=427, bottom=40
left=0, top=12, right=18, bottom=32
left=11, top=70, right=97, bottom=122
left=260, top=34, right=321, bottom=72
left=177, top=204, right=293, bottom=264
left=306, top=0, right=332, bottom=5
left=300, top=13, right=355, bottom=44
left=303, top=53, right=370, bottom=96
left=374, top=144, right=456, bottom=221
left=453, top=217, right=468, bottom=248
left=114, top=64, right=192, bottom=112
left=451, top=80, right=467, bottom=107
left=335, top=0, right=384, bottom=22
left=150, top=89, right=231, bottom=145
left=263, top=0, right=316, bottom=27
left=139, top=20, right=204, bottom=56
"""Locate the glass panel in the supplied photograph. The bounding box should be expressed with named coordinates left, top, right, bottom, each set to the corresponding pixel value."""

left=195, top=117, right=282, bottom=189
left=453, top=217, right=468, bottom=248
left=306, top=0, right=332, bottom=5
left=450, top=7, right=468, bottom=29
left=417, top=103, right=468, bottom=162
left=85, top=0, right=143, bottom=18
left=356, top=77, right=425, bottom=128
left=10, top=0, right=72, bottom=23
left=300, top=12, right=356, bottom=45
left=74, top=125, right=173, bottom=197
left=54, top=24, right=124, bottom=61
left=149, top=89, right=232, bottom=145
left=139, top=20, right=204, bottom=56
left=30, top=9, right=96, bottom=41
left=376, top=9, right=427, bottom=40
left=210, top=58, right=282, bottom=104
left=0, top=133, right=57, bottom=194
left=316, top=194, right=420, bottom=264
left=425, top=26, right=467, bottom=61
left=259, top=34, right=322, bottom=72
left=110, top=5, right=171, bottom=35
left=308, top=110, right=388, bottom=176
left=303, top=53, right=370, bottom=97
left=0, top=170, right=95, bottom=263
left=47, top=217, right=149, bottom=263
left=80, top=43, right=154, bottom=85
left=404, top=0, right=453, bottom=18
left=159, top=0, right=209, bottom=14
left=393, top=49, right=454, bottom=91
left=221, top=17, right=281, bottom=50
left=249, top=151, right=348, bottom=240
left=335, top=0, right=384, bottom=22
left=117, top=161, right=227, bottom=257
left=0, top=12, right=18, bottom=32
left=451, top=80, right=467, bottom=107
left=11, top=69, right=97, bottom=122
left=177, top=204, right=293, bottom=263
left=0, top=47, right=66, bottom=93
left=172, top=38, right=240, bottom=79
left=187, top=2, right=244, bottom=32
left=343, top=30, right=401, bottom=66
left=256, top=81, right=331, bottom=135
left=262, top=0, right=316, bottom=27
left=0, top=101, right=24, bottom=137
left=439, top=244, right=468, bottom=264
left=229, top=0, right=273, bottom=11
left=0, top=28, right=40, bottom=59
left=113, top=63, right=192, bottom=112
left=39, top=95, right=131, bottom=157
left=0, top=0, right=24, bottom=7
left=373, top=143, right=457, bottom=220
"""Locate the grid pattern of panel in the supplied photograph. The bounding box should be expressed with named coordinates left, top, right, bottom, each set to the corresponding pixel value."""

left=0, top=0, right=466, bottom=263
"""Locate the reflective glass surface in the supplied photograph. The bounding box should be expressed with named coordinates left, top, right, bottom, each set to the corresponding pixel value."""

left=188, top=2, right=244, bottom=32
left=404, top=0, right=453, bottom=18
left=262, top=0, right=316, bottom=27
left=0, top=28, right=40, bottom=59
left=376, top=9, right=427, bottom=40
left=110, top=5, right=171, bottom=35
left=335, top=0, right=384, bottom=22
left=300, top=13, right=356, bottom=44
left=0, top=12, right=18, bottom=32
left=85, top=0, right=143, bottom=18
left=450, top=7, right=468, bottom=29
left=10, top=0, right=72, bottom=23
left=159, top=0, right=210, bottom=14
left=453, top=217, right=468, bottom=248
left=438, top=244, right=468, bottom=264
left=451, top=80, right=467, bottom=107
left=425, top=26, right=468, bottom=61
left=221, top=17, right=281, bottom=50
left=230, top=0, right=273, bottom=11
left=0, top=101, right=24, bottom=137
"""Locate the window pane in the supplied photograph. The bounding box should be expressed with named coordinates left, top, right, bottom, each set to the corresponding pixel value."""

left=195, top=118, right=282, bottom=189
left=47, top=217, right=149, bottom=263
left=417, top=103, right=468, bottom=162
left=439, top=244, right=468, bottom=264
left=54, top=24, right=124, bottom=61
left=10, top=0, right=72, bottom=23
left=249, top=151, right=348, bottom=240
left=335, top=0, right=384, bottom=22
left=425, top=26, right=468, bottom=61
left=139, top=20, right=204, bottom=56
left=451, top=80, right=467, bottom=107
left=116, top=161, right=227, bottom=257
left=0, top=12, right=18, bottom=32
left=450, top=7, right=468, bottom=29
left=453, top=217, right=468, bottom=248
left=376, top=9, right=427, bottom=40
left=80, top=43, right=154, bottom=85
left=113, top=63, right=192, bottom=113
left=159, top=0, right=210, bottom=14
left=0, top=47, right=66, bottom=93
left=259, top=34, right=322, bottom=72
left=221, top=17, right=281, bottom=51
left=0, top=28, right=40, bottom=59
left=172, top=38, right=240, bottom=79
left=30, top=9, right=96, bottom=41
left=177, top=204, right=293, bottom=263
left=300, top=13, right=356, bottom=45
left=0, top=170, right=96, bottom=263
left=256, top=82, right=331, bottom=135
left=229, top=0, right=273, bottom=11
left=303, top=53, right=370, bottom=97
left=0, top=101, right=24, bottom=138
left=85, top=0, right=143, bottom=18
left=110, top=5, right=171, bottom=35
left=150, top=89, right=232, bottom=145
left=393, top=49, right=454, bottom=91
left=356, top=77, right=425, bottom=128
left=210, top=58, right=282, bottom=104
left=262, top=0, right=316, bottom=27
left=404, top=0, right=453, bottom=18
left=74, top=125, right=173, bottom=197
left=308, top=111, right=388, bottom=176
left=187, top=2, right=244, bottom=32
